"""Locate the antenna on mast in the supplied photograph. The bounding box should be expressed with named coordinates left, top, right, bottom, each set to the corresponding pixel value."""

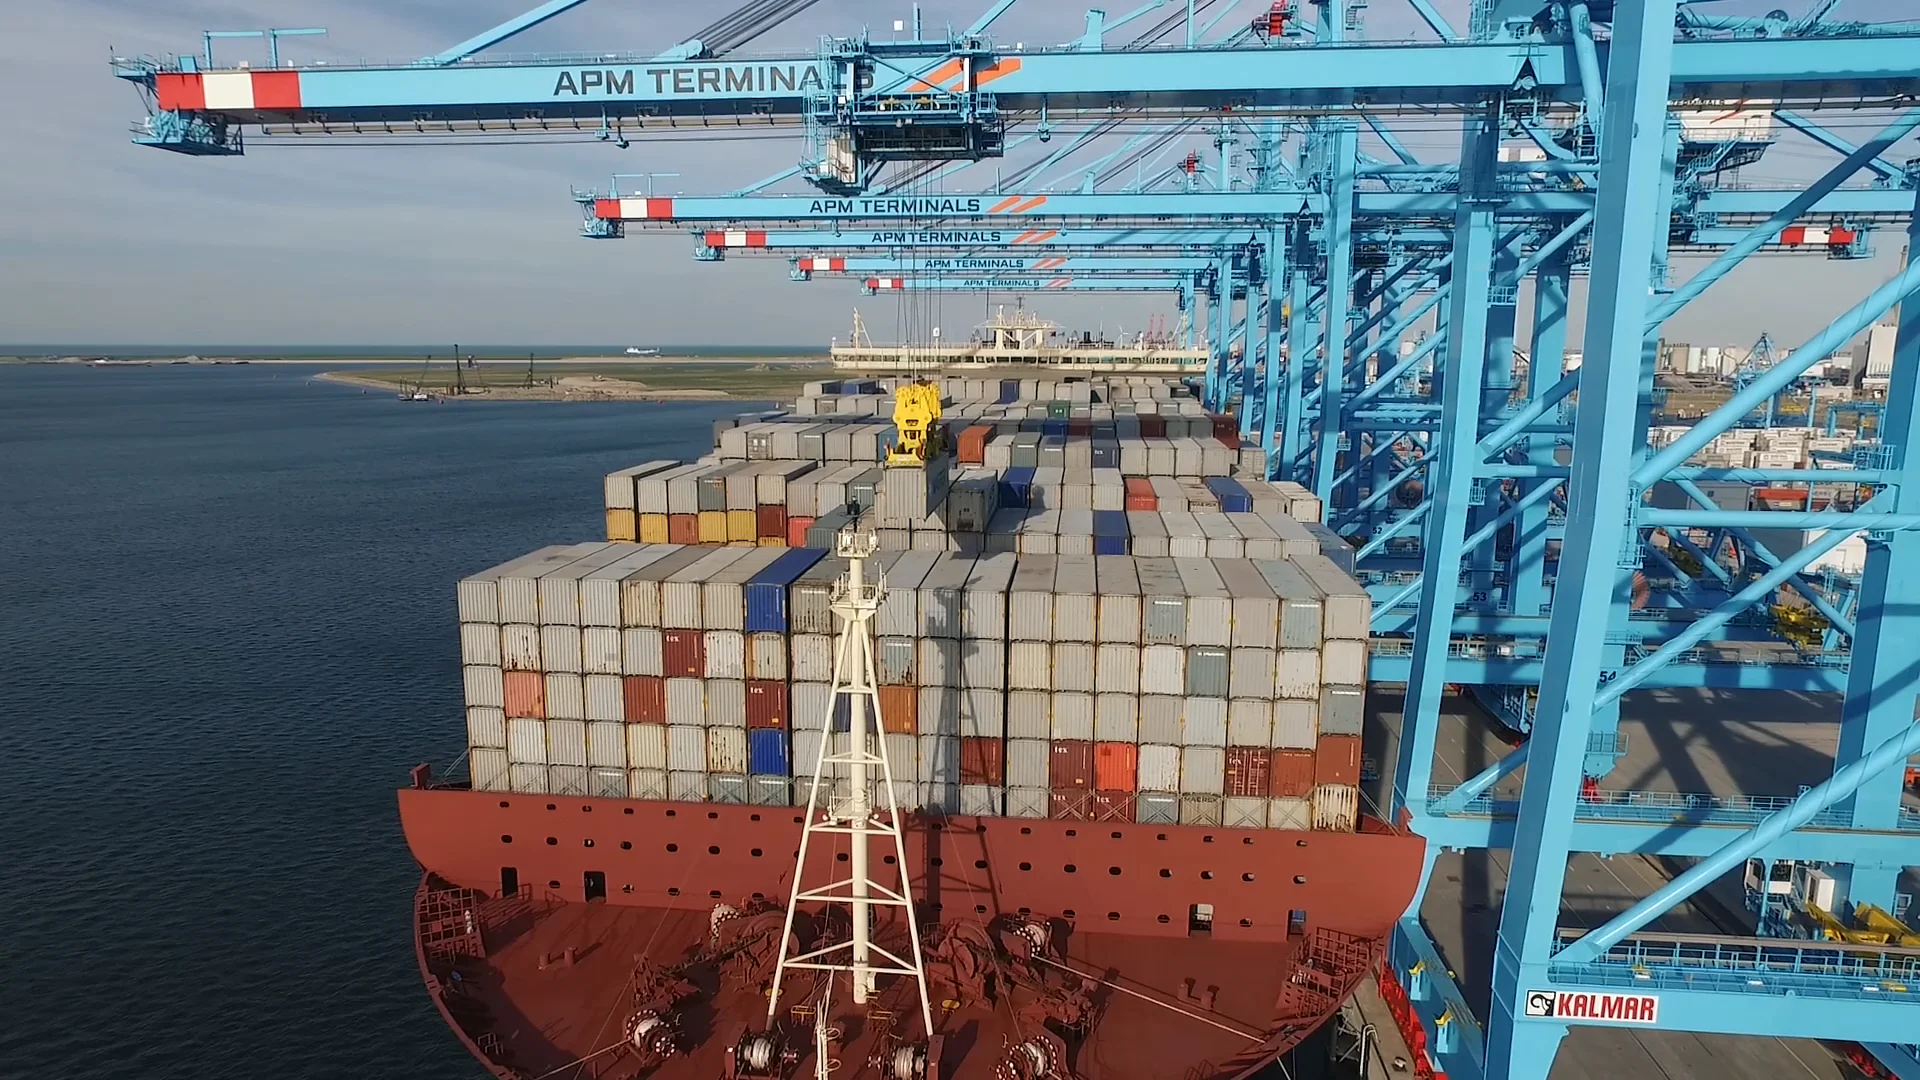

left=766, top=521, right=936, bottom=1077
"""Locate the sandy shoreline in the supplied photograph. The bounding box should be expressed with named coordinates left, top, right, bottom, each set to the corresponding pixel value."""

left=314, top=370, right=748, bottom=402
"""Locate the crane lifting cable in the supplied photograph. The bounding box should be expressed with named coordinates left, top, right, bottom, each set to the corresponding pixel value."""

left=1123, top=0, right=1226, bottom=49
left=685, top=0, right=829, bottom=56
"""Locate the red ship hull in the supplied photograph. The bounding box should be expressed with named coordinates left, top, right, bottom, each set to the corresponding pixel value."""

left=402, top=780, right=1425, bottom=1080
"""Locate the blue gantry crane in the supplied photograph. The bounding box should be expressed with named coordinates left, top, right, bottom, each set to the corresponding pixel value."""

left=110, top=1, right=1920, bottom=1077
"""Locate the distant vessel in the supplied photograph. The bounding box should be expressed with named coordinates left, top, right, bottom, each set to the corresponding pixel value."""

left=626, top=346, right=661, bottom=356
left=830, top=304, right=1207, bottom=372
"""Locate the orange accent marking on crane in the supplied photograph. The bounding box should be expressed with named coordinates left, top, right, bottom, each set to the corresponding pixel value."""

left=1009, top=196, right=1049, bottom=214
left=988, top=196, right=1024, bottom=214
left=963, top=57, right=1023, bottom=90
left=910, top=59, right=965, bottom=92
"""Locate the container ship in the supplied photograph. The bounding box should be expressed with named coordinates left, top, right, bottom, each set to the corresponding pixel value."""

left=403, top=374, right=1426, bottom=1080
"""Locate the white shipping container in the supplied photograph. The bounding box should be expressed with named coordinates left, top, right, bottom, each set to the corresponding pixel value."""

left=470, top=748, right=510, bottom=792
left=553, top=766, right=591, bottom=799
left=1051, top=692, right=1095, bottom=741
left=959, top=689, right=1005, bottom=738
left=793, top=683, right=834, bottom=731
left=707, top=679, right=747, bottom=727
left=1139, top=744, right=1181, bottom=791
left=584, top=674, right=624, bottom=721
left=1007, top=739, right=1050, bottom=788
left=1181, top=745, right=1226, bottom=794
left=507, top=718, right=548, bottom=764
left=1275, top=650, right=1322, bottom=699
left=1140, top=696, right=1183, bottom=744
left=539, top=546, right=634, bottom=625
left=1295, top=555, right=1373, bottom=639
left=668, top=725, right=708, bottom=771
left=1227, top=699, right=1271, bottom=747
left=1229, top=648, right=1277, bottom=699
left=587, top=721, right=626, bottom=768
left=918, top=685, right=959, bottom=735
left=1094, top=643, right=1140, bottom=694
left=461, top=623, right=501, bottom=667
left=1008, top=640, right=1052, bottom=690
left=1175, top=558, right=1233, bottom=647
left=545, top=673, right=586, bottom=720
left=623, top=628, right=663, bottom=676
left=1095, top=557, right=1142, bottom=643
left=917, top=734, right=960, bottom=785
left=464, top=665, right=504, bottom=709
left=1268, top=797, right=1312, bottom=830
left=708, top=726, right=748, bottom=774
left=919, top=638, right=961, bottom=687
left=668, top=770, right=707, bottom=801
left=1225, top=796, right=1267, bottom=829
left=960, top=642, right=1005, bottom=686
left=749, top=633, right=788, bottom=681
left=1052, top=556, right=1099, bottom=642
left=666, top=677, right=705, bottom=726
left=1007, top=690, right=1051, bottom=739
left=1312, top=784, right=1359, bottom=831
left=580, top=545, right=679, bottom=627
left=540, top=624, right=583, bottom=673
left=1322, top=639, right=1368, bottom=686
left=1215, top=560, right=1279, bottom=648
left=1008, top=554, right=1057, bottom=641
left=1271, top=700, right=1318, bottom=748
left=1006, top=787, right=1049, bottom=819
left=627, top=722, right=669, bottom=770
left=704, top=630, right=746, bottom=680
left=793, top=634, right=835, bottom=683
left=591, top=765, right=628, bottom=798
left=883, top=732, right=918, bottom=781
left=875, top=636, right=915, bottom=685
left=467, top=706, right=507, bottom=749
left=1051, top=642, right=1095, bottom=693
left=1094, top=693, right=1138, bottom=742
left=501, top=624, right=541, bottom=671
left=1140, top=645, right=1186, bottom=695
left=582, top=626, right=623, bottom=675
left=509, top=763, right=550, bottom=794
left=1183, top=698, right=1228, bottom=747
left=628, top=767, right=670, bottom=799
left=548, top=718, right=589, bottom=767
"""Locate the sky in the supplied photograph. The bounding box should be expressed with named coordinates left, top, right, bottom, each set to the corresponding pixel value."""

left=0, top=0, right=1915, bottom=349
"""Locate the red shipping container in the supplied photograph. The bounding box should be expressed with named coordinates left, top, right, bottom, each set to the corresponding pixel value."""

left=1123, top=476, right=1158, bottom=512
left=1137, top=414, right=1166, bottom=438
left=745, top=679, right=787, bottom=728
left=1093, top=742, right=1138, bottom=792
left=662, top=629, right=705, bottom=677
left=1224, top=746, right=1272, bottom=799
left=503, top=670, right=545, bottom=718
left=1049, top=739, right=1095, bottom=790
left=1268, top=750, right=1317, bottom=798
left=1091, top=790, right=1134, bottom=821
left=786, top=515, right=816, bottom=548
left=667, top=514, right=700, bottom=544
left=1315, top=735, right=1362, bottom=787
left=623, top=675, right=666, bottom=723
left=756, top=504, right=788, bottom=542
left=956, top=425, right=992, bottom=464
left=1067, top=419, right=1091, bottom=437
left=960, top=736, right=1005, bottom=785
left=879, top=685, right=917, bottom=735
left=1049, top=789, right=1093, bottom=820
left=1209, top=414, right=1240, bottom=445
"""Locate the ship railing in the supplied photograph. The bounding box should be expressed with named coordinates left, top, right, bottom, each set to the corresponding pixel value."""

left=1427, top=785, right=1920, bottom=832
left=1549, top=928, right=1920, bottom=1003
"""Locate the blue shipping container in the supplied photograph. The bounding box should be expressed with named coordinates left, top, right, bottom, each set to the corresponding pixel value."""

left=1092, top=509, right=1129, bottom=537
left=749, top=729, right=792, bottom=775
left=1040, top=419, right=1068, bottom=438
left=744, top=547, right=828, bottom=633
left=821, top=380, right=843, bottom=394
left=1090, top=442, right=1119, bottom=469
left=1204, top=476, right=1254, bottom=513
left=1093, top=534, right=1129, bottom=556
left=999, top=466, right=1035, bottom=509
left=998, top=378, right=1021, bottom=404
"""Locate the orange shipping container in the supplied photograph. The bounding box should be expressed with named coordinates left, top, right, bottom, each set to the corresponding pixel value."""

left=1093, top=742, right=1138, bottom=791
left=878, top=685, right=917, bottom=734
left=1123, top=476, right=1158, bottom=511
left=956, top=424, right=992, bottom=464
left=1314, top=735, right=1362, bottom=787
left=623, top=675, right=666, bottom=723
left=1224, top=746, right=1272, bottom=799
left=745, top=679, right=788, bottom=728
left=503, top=670, right=545, bottom=718
left=786, top=516, right=816, bottom=548
left=1268, top=749, right=1316, bottom=798
left=638, top=513, right=670, bottom=544
left=606, top=508, right=637, bottom=542
left=960, top=737, right=1005, bottom=785
left=668, top=514, right=700, bottom=544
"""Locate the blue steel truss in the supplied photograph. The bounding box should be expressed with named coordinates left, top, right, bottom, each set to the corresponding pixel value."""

left=112, top=0, right=1920, bottom=1076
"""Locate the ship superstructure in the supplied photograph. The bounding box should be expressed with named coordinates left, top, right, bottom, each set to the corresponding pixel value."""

left=407, top=374, right=1425, bottom=1080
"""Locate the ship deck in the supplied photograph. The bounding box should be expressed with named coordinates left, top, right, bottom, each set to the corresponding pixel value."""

left=1367, top=684, right=1920, bottom=1080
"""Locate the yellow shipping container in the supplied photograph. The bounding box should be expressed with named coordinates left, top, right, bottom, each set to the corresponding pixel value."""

left=638, top=513, right=670, bottom=544
left=727, top=509, right=758, bottom=542
left=698, top=510, right=729, bottom=543
left=757, top=536, right=787, bottom=547
left=605, top=508, right=636, bottom=542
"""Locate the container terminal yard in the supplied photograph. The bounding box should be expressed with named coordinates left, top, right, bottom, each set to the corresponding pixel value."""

left=109, top=1, right=1920, bottom=1078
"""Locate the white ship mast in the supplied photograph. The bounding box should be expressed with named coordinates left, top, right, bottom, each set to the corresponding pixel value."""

left=768, top=523, right=935, bottom=1063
